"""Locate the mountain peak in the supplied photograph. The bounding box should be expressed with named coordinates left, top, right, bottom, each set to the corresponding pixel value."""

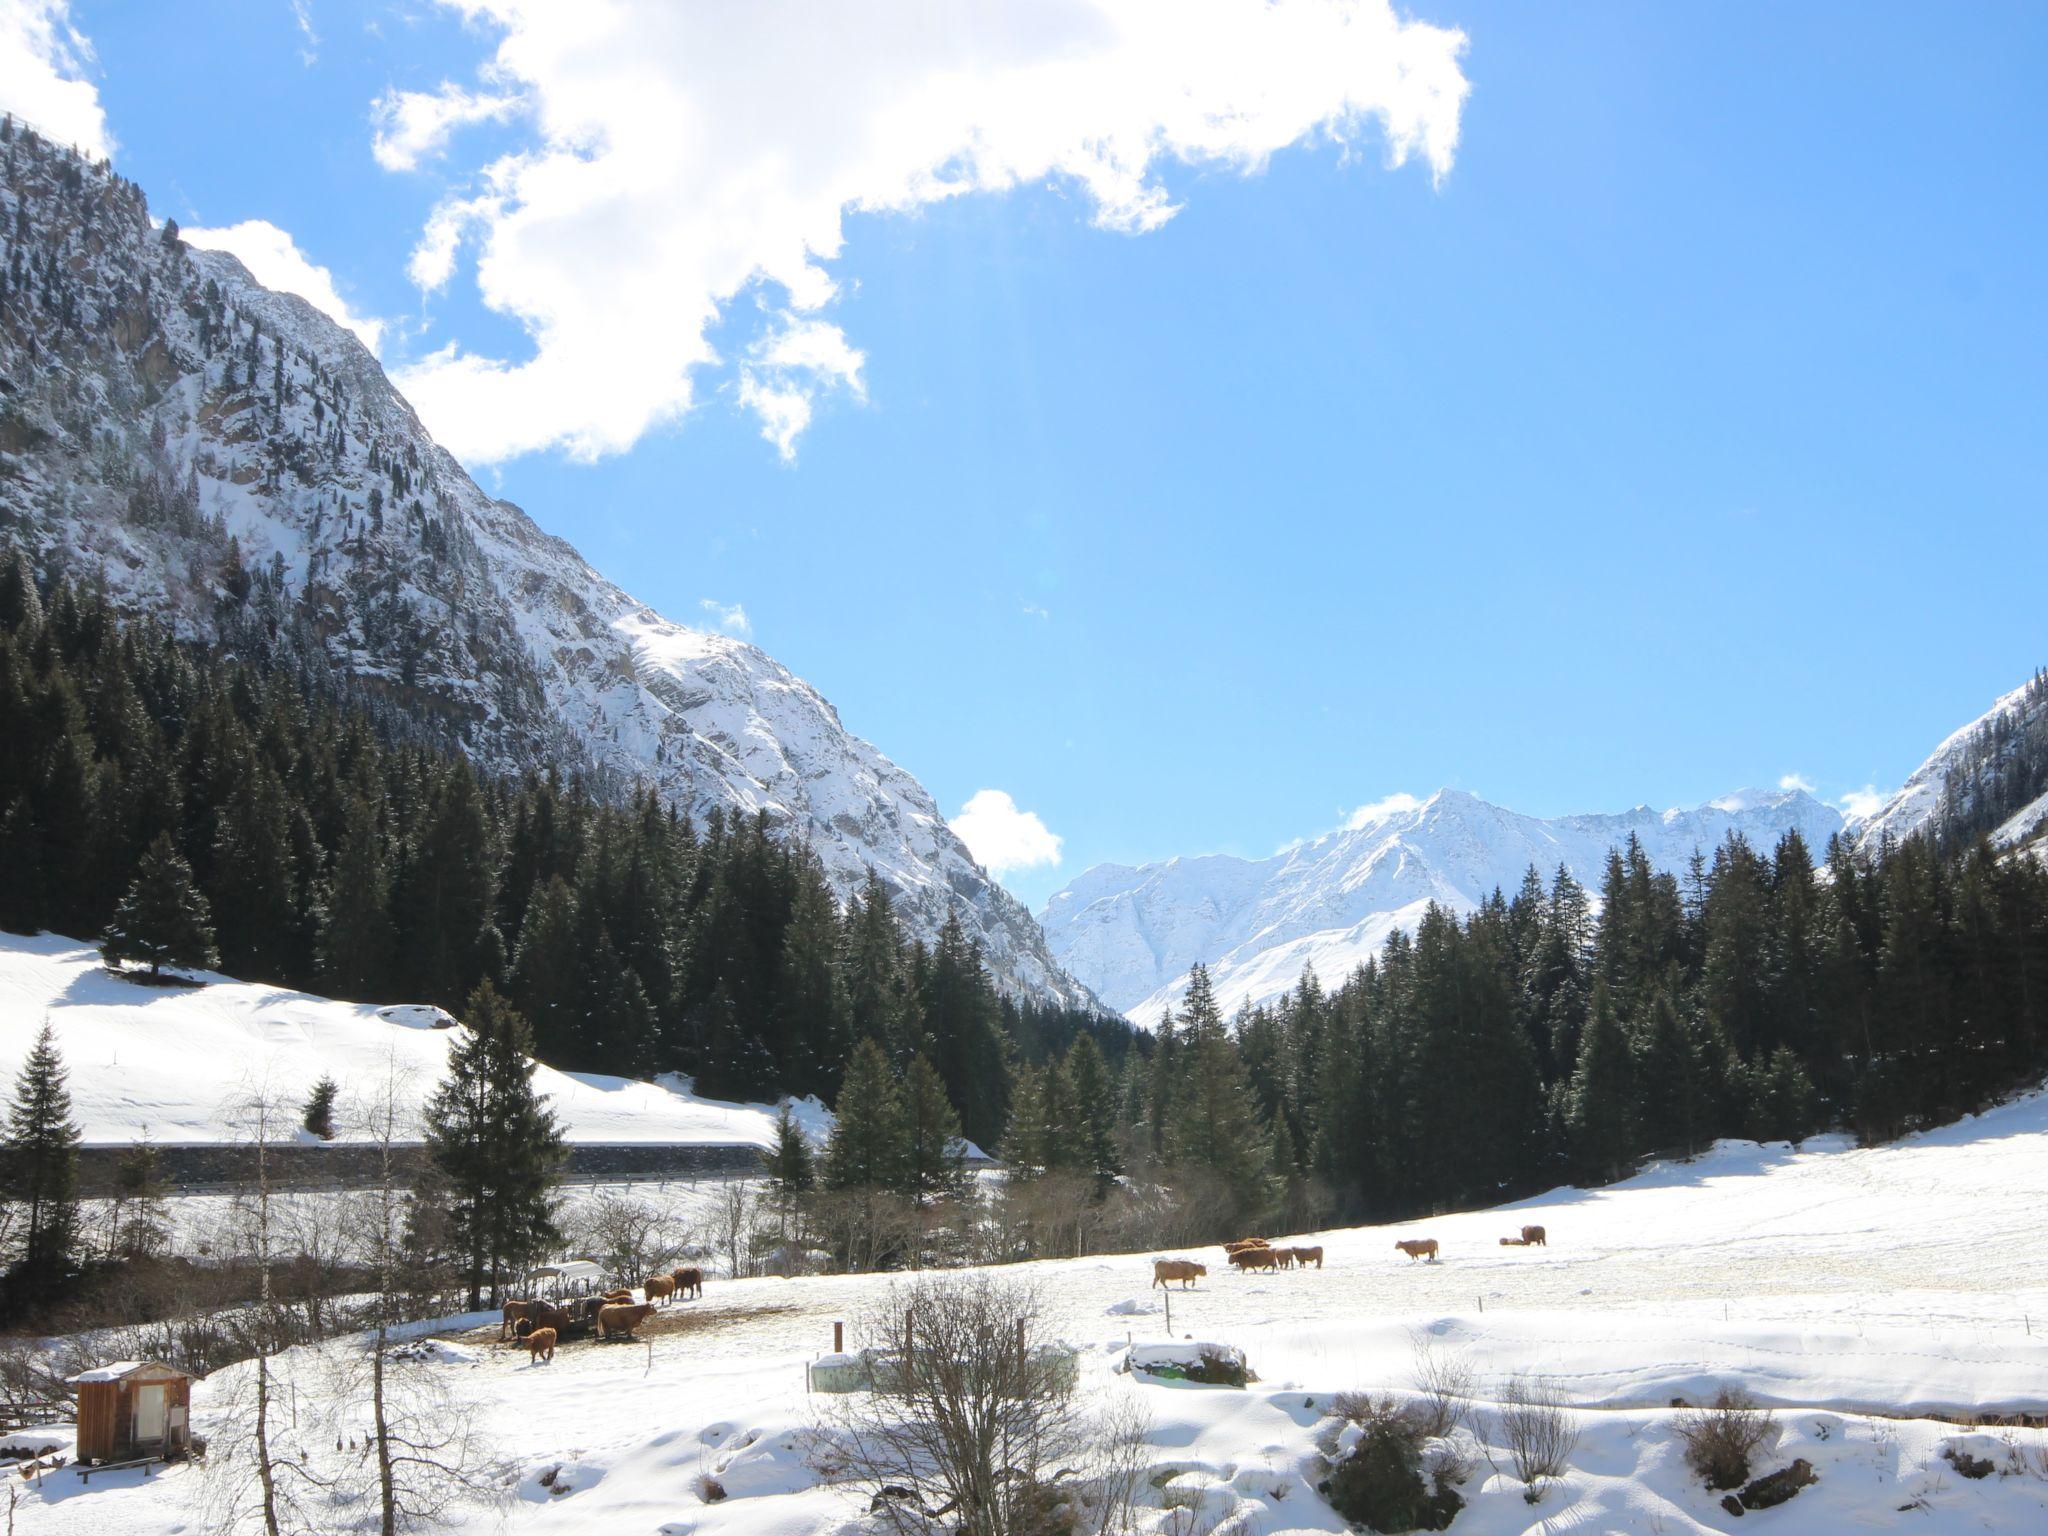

left=0, top=127, right=1094, bottom=1011
left=1042, top=784, right=1846, bottom=1022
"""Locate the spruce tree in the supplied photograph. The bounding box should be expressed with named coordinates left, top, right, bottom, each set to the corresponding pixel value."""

left=821, top=1037, right=905, bottom=1191
left=1065, top=1034, right=1124, bottom=1190
left=1567, top=978, right=1637, bottom=1183
left=3, top=1021, right=81, bottom=1299
left=302, top=1075, right=340, bottom=1140
left=1164, top=964, right=1274, bottom=1216
left=110, top=1132, right=170, bottom=1259
left=900, top=1053, right=966, bottom=1207
left=316, top=795, right=394, bottom=998
left=762, top=1101, right=816, bottom=1195
left=101, top=831, right=219, bottom=977
left=422, top=982, right=566, bottom=1309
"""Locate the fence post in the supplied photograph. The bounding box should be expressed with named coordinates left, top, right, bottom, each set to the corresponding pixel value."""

left=834, top=1321, right=845, bottom=1353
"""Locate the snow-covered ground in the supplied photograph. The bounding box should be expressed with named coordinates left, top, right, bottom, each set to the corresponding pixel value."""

left=0, top=931, right=811, bottom=1147
left=20, top=1081, right=2048, bottom=1533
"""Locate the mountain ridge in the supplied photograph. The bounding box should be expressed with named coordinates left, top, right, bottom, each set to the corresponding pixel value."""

left=1041, top=783, right=1847, bottom=1022
left=0, top=124, right=1095, bottom=1010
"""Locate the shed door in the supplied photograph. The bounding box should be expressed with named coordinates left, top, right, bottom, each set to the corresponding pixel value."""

left=134, top=1383, right=168, bottom=1443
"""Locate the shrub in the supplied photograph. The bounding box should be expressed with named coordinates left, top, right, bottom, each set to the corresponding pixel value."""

left=1673, top=1389, right=1778, bottom=1490
left=1320, top=1396, right=1461, bottom=1534
left=1495, top=1377, right=1578, bottom=1495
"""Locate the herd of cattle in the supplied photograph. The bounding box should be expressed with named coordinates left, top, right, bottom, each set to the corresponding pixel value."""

left=1155, top=1224, right=1550, bottom=1286
left=496, top=1222, right=1562, bottom=1362
left=499, top=1266, right=706, bottom=1363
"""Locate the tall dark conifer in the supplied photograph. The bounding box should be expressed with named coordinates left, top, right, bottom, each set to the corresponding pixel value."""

left=422, top=982, right=565, bottom=1309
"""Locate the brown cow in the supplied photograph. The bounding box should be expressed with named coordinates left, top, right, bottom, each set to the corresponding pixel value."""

left=1224, top=1237, right=1269, bottom=1254
left=500, top=1300, right=540, bottom=1340
left=1292, top=1245, right=1324, bottom=1269
left=523, top=1326, right=558, bottom=1364
left=1521, top=1225, right=1547, bottom=1247
left=1152, top=1258, right=1207, bottom=1289
left=1230, top=1246, right=1278, bottom=1271
left=1273, top=1248, right=1296, bottom=1269
left=645, top=1274, right=677, bottom=1305
left=1395, top=1238, right=1440, bottom=1263
left=671, top=1267, right=704, bottom=1300
left=601, top=1289, right=634, bottom=1304
left=597, top=1302, right=657, bottom=1340
left=514, top=1302, right=573, bottom=1337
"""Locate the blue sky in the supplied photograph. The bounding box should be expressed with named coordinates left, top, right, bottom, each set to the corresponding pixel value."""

left=11, top=1, right=2047, bottom=909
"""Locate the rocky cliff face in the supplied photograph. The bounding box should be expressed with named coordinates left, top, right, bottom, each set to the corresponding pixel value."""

left=0, top=125, right=1093, bottom=1008
left=1042, top=786, right=1846, bottom=1023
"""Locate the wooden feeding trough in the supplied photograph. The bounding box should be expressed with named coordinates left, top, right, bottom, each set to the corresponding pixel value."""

left=67, top=1360, right=199, bottom=1469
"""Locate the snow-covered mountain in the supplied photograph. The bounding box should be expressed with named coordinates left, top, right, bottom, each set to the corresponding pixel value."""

left=1852, top=672, right=2048, bottom=854
left=1041, top=787, right=1845, bottom=1023
left=0, top=128, right=1091, bottom=1008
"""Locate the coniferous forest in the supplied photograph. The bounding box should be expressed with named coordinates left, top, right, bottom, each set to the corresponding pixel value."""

left=5, top=548, right=2048, bottom=1262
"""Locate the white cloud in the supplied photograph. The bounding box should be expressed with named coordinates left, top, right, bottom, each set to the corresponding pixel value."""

left=1344, top=791, right=1422, bottom=829
left=1837, top=785, right=1887, bottom=822
left=378, top=0, right=1470, bottom=465
left=697, top=598, right=751, bottom=637
left=291, top=0, right=318, bottom=65
left=736, top=314, right=868, bottom=459
left=1020, top=600, right=1051, bottom=621
left=371, top=82, right=521, bottom=172
left=951, top=789, right=1064, bottom=876
left=0, top=0, right=113, bottom=158
left=182, top=219, right=389, bottom=356
left=1778, top=772, right=1816, bottom=794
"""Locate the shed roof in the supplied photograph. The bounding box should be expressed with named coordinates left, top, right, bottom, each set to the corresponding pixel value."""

left=67, top=1360, right=200, bottom=1384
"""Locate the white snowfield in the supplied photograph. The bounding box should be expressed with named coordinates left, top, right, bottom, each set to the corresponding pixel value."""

left=1854, top=674, right=2048, bottom=851
left=0, top=932, right=797, bottom=1147
left=25, top=1074, right=2048, bottom=1533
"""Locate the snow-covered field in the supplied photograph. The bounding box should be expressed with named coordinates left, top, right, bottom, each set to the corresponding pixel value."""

left=0, top=932, right=806, bottom=1147
left=20, top=1082, right=2048, bottom=1533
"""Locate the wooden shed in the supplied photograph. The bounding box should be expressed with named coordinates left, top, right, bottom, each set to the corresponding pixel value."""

left=67, top=1360, right=198, bottom=1465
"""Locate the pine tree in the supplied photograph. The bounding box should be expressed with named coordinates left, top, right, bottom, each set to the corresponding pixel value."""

left=510, top=874, right=582, bottom=1063
left=316, top=795, right=394, bottom=998
left=1064, top=1034, right=1123, bottom=1191
left=423, top=982, right=566, bottom=1309
left=1567, top=978, right=1637, bottom=1183
left=821, top=1037, right=906, bottom=1191
left=2, top=1021, right=81, bottom=1299
left=101, top=831, right=219, bottom=977
left=111, top=1132, right=169, bottom=1259
left=1001, top=1061, right=1050, bottom=1176
left=762, top=1101, right=816, bottom=1195
left=303, top=1075, right=340, bottom=1140
left=900, top=1053, right=966, bottom=1207
left=1164, top=964, right=1274, bottom=1216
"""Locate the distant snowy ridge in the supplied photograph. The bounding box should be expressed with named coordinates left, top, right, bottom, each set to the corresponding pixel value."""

left=1041, top=786, right=1845, bottom=1023
left=1853, top=672, right=2048, bottom=853
left=0, top=931, right=817, bottom=1147
left=0, top=132, right=1092, bottom=1009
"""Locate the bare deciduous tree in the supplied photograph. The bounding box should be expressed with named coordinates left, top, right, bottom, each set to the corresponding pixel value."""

left=809, top=1274, right=1134, bottom=1536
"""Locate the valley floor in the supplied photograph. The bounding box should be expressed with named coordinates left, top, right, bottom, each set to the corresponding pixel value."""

left=18, top=1087, right=2048, bottom=1534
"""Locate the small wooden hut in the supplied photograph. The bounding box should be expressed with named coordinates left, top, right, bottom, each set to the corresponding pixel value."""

left=67, top=1360, right=198, bottom=1465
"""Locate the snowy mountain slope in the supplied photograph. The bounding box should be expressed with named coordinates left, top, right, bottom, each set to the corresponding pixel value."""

left=31, top=1075, right=2048, bottom=1532
left=0, top=128, right=1090, bottom=1008
left=1854, top=671, right=2048, bottom=853
left=1042, top=787, right=1845, bottom=1022
left=0, top=930, right=805, bottom=1146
